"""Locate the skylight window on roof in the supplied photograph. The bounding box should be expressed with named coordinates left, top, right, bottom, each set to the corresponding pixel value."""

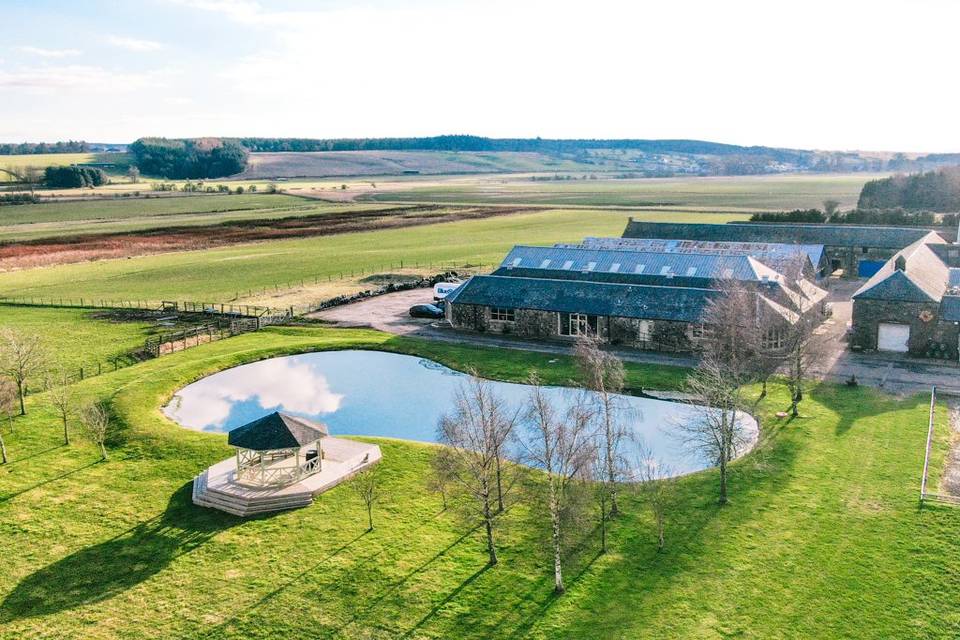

left=610, top=263, right=621, bottom=273
left=635, top=264, right=646, bottom=274
left=539, top=259, right=552, bottom=268
left=511, top=258, right=522, bottom=267
left=585, top=261, right=596, bottom=271
left=660, top=266, right=672, bottom=275
left=562, top=260, right=574, bottom=270
left=722, top=268, right=734, bottom=278
left=686, top=267, right=697, bottom=276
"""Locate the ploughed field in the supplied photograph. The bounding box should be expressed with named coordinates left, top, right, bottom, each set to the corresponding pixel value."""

left=0, top=203, right=533, bottom=270
left=0, top=324, right=957, bottom=639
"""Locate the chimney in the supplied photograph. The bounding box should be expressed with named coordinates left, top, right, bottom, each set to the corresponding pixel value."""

left=895, top=255, right=907, bottom=272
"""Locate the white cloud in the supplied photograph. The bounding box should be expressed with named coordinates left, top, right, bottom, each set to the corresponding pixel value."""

left=166, top=0, right=262, bottom=23
left=107, top=35, right=164, bottom=52
left=16, top=46, right=82, bottom=58
left=0, top=65, right=163, bottom=92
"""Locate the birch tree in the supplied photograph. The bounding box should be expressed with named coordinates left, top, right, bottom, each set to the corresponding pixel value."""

left=80, top=401, right=111, bottom=461
left=522, top=375, right=596, bottom=593
left=680, top=355, right=751, bottom=504
left=46, top=367, right=75, bottom=445
left=0, top=380, right=13, bottom=464
left=0, top=329, right=48, bottom=416
left=783, top=294, right=826, bottom=418
left=633, top=441, right=677, bottom=551
left=436, top=374, right=518, bottom=566
left=350, top=466, right=380, bottom=531
left=575, top=335, right=626, bottom=517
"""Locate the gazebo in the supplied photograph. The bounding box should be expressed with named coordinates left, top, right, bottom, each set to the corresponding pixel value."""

left=228, top=412, right=330, bottom=488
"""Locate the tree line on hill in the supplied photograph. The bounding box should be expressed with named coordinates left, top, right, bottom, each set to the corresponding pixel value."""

left=0, top=141, right=89, bottom=155
left=749, top=166, right=960, bottom=227
left=857, top=167, right=960, bottom=212
left=129, top=138, right=248, bottom=179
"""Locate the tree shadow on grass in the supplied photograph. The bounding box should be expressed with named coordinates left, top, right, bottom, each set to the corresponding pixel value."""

left=0, top=481, right=241, bottom=622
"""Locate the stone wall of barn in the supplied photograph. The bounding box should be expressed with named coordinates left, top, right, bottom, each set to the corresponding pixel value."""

left=851, top=299, right=958, bottom=358
left=824, top=246, right=899, bottom=278
left=448, top=303, right=701, bottom=352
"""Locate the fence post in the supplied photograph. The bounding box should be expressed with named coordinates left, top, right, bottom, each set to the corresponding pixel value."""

left=920, top=385, right=937, bottom=503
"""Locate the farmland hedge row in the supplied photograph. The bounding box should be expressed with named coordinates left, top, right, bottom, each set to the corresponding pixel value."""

left=44, top=165, right=107, bottom=188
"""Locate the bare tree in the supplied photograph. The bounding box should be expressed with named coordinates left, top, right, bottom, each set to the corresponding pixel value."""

left=680, top=355, right=751, bottom=504
left=350, top=465, right=380, bottom=531
left=823, top=199, right=840, bottom=218
left=427, top=452, right=452, bottom=511
left=575, top=335, right=626, bottom=517
left=589, top=443, right=612, bottom=554
left=46, top=367, right=75, bottom=445
left=436, top=374, right=518, bottom=566
left=80, top=401, right=111, bottom=461
left=522, top=374, right=596, bottom=594
left=0, top=380, right=14, bottom=464
left=783, top=288, right=827, bottom=418
left=632, top=441, right=677, bottom=552
left=0, top=329, right=47, bottom=416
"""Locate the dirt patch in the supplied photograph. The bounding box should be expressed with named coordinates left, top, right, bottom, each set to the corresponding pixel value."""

left=0, top=204, right=536, bottom=270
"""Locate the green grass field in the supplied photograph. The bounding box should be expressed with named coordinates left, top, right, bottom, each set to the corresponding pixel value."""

left=0, top=209, right=750, bottom=301
left=0, top=306, right=153, bottom=373
left=0, top=326, right=956, bottom=639
left=0, top=194, right=390, bottom=242
left=0, top=153, right=130, bottom=181
left=365, top=173, right=883, bottom=210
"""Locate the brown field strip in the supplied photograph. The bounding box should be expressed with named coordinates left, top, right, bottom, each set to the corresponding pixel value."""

left=0, top=204, right=536, bottom=271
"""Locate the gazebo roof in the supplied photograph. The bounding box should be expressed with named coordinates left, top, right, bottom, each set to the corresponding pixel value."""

left=227, top=412, right=329, bottom=451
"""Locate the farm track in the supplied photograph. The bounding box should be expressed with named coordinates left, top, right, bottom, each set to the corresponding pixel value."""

left=0, top=204, right=537, bottom=270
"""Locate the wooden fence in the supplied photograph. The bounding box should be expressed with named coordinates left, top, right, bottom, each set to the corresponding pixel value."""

left=0, top=296, right=279, bottom=318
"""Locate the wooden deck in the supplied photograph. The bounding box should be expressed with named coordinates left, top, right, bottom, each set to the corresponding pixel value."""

left=192, top=437, right=382, bottom=516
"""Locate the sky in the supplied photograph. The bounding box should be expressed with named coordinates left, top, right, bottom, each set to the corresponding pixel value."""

left=1, top=0, right=958, bottom=152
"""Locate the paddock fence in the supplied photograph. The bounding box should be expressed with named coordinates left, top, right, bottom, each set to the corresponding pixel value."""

left=919, top=386, right=960, bottom=505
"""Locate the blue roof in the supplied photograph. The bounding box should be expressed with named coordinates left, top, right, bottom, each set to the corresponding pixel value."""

left=574, top=237, right=825, bottom=272
left=446, top=274, right=716, bottom=322
left=498, top=245, right=781, bottom=282
left=940, top=296, right=960, bottom=321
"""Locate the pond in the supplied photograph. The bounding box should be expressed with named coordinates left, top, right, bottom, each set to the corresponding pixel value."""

left=163, top=350, right=757, bottom=475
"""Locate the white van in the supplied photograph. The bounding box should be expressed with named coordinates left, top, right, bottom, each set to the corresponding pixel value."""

left=433, top=281, right=462, bottom=301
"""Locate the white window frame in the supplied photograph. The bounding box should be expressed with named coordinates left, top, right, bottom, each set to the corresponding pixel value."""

left=761, top=328, right=785, bottom=350
left=490, top=307, right=516, bottom=322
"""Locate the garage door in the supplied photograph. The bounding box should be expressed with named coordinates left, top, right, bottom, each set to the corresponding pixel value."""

left=878, top=323, right=910, bottom=352
left=858, top=260, right=886, bottom=278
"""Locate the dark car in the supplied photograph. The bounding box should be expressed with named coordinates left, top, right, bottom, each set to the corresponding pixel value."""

left=408, top=303, right=444, bottom=319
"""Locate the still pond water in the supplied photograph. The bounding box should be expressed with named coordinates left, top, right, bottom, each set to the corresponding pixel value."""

left=163, top=350, right=756, bottom=475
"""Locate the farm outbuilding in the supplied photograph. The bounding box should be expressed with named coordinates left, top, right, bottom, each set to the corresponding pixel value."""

left=620, top=220, right=946, bottom=279
left=446, top=242, right=827, bottom=353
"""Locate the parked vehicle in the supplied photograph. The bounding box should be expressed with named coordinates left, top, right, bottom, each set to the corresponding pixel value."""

left=409, top=304, right=444, bottom=319
left=433, top=281, right=462, bottom=301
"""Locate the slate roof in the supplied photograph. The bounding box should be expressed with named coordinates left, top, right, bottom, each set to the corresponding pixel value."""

left=446, top=274, right=716, bottom=323
left=853, top=239, right=950, bottom=303
left=940, top=295, right=960, bottom=321
left=498, top=245, right=783, bottom=282
left=228, top=412, right=329, bottom=451
left=572, top=237, right=825, bottom=273
left=621, top=220, right=946, bottom=249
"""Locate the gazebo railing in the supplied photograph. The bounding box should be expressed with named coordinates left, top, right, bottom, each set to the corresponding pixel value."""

left=235, top=445, right=322, bottom=488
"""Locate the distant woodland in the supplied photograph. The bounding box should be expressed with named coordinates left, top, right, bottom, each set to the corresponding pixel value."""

left=857, top=167, right=960, bottom=212
left=0, top=141, right=90, bottom=155
left=129, top=138, right=248, bottom=179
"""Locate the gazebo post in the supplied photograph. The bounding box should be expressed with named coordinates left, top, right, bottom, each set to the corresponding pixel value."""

left=295, top=448, right=301, bottom=481
left=236, top=449, right=240, bottom=476
left=317, top=438, right=323, bottom=471
left=260, top=452, right=265, bottom=486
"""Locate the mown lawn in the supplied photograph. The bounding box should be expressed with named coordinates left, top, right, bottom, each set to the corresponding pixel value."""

left=0, top=209, right=748, bottom=301
left=0, top=324, right=957, bottom=639
left=0, top=305, right=154, bottom=373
